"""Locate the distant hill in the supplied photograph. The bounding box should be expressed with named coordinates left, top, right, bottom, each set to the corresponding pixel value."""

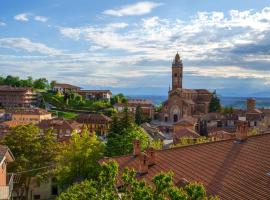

left=128, top=95, right=270, bottom=109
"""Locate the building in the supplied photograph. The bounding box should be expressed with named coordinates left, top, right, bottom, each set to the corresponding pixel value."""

left=100, top=121, right=270, bottom=199
left=38, top=119, right=82, bottom=142
left=78, top=90, right=112, bottom=101
left=0, top=86, right=37, bottom=108
left=52, top=83, right=81, bottom=94
left=114, top=99, right=155, bottom=119
left=140, top=123, right=166, bottom=141
left=28, top=177, right=58, bottom=200
left=199, top=98, right=264, bottom=131
left=0, top=145, right=14, bottom=200
left=172, top=127, right=200, bottom=145
left=8, top=108, right=52, bottom=124
left=160, top=53, right=212, bottom=123
left=76, top=113, right=111, bottom=136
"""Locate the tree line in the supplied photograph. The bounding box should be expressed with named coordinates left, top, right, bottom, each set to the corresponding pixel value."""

left=0, top=75, right=49, bottom=89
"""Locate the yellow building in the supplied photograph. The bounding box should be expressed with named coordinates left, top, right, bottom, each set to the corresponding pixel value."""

left=10, top=108, right=52, bottom=124
left=76, top=113, right=111, bottom=136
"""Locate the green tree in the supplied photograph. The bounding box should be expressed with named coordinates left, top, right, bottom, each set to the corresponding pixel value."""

left=120, top=105, right=133, bottom=130
left=135, top=104, right=143, bottom=125
left=106, top=123, right=149, bottom=156
left=33, top=78, right=49, bottom=89
left=4, top=75, right=20, bottom=86
left=55, top=128, right=105, bottom=187
left=57, top=161, right=219, bottom=200
left=50, top=80, right=57, bottom=90
left=1, top=124, right=58, bottom=200
left=209, top=90, right=221, bottom=112
left=110, top=93, right=127, bottom=105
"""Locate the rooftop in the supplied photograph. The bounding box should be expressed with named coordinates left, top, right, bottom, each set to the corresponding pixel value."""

left=76, top=113, right=112, bottom=123
left=54, top=83, right=81, bottom=89
left=0, top=85, right=32, bottom=92
left=101, top=133, right=270, bottom=199
left=8, top=108, right=51, bottom=115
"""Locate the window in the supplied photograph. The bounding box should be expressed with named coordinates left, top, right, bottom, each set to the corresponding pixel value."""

left=174, top=73, right=177, bottom=77
left=34, top=195, right=40, bottom=200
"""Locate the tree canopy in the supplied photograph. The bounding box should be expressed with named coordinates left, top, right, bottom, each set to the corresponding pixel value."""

left=1, top=124, right=58, bottom=200
left=209, top=91, right=222, bottom=112
left=55, top=128, right=105, bottom=187
left=135, top=104, right=143, bottom=125
left=106, top=107, right=149, bottom=156
left=57, top=161, right=219, bottom=200
left=0, top=75, right=49, bottom=89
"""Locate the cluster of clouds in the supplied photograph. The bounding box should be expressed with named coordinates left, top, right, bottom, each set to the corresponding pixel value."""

left=1, top=2, right=270, bottom=93
left=14, top=13, right=48, bottom=22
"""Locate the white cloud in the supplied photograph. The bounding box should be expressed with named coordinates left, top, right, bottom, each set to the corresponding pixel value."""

left=14, top=13, right=31, bottom=21
left=106, top=22, right=128, bottom=29
left=4, top=6, right=270, bottom=91
left=14, top=13, right=48, bottom=23
left=34, top=16, right=48, bottom=22
left=0, top=20, right=6, bottom=26
left=103, top=1, right=162, bottom=17
left=0, top=38, right=62, bottom=55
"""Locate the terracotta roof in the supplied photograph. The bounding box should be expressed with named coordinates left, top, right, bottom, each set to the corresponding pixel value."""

left=208, top=127, right=236, bottom=134
left=76, top=113, right=112, bottom=124
left=0, top=120, right=30, bottom=127
left=8, top=108, right=51, bottom=115
left=208, top=130, right=235, bottom=140
left=101, top=134, right=270, bottom=199
left=78, top=90, right=112, bottom=94
left=54, top=83, right=80, bottom=89
left=0, top=145, right=14, bottom=163
left=173, top=128, right=200, bottom=139
left=0, top=85, right=32, bottom=92
left=38, top=119, right=82, bottom=130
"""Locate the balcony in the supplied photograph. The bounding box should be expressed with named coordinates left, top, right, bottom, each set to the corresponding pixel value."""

left=0, top=174, right=13, bottom=200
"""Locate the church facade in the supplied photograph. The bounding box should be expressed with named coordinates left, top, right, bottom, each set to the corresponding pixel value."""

left=160, top=53, right=212, bottom=123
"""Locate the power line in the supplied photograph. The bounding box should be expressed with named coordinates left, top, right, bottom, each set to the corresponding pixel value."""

left=13, top=164, right=56, bottom=174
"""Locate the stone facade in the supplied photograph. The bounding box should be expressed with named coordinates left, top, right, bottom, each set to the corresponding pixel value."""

left=160, top=53, right=212, bottom=123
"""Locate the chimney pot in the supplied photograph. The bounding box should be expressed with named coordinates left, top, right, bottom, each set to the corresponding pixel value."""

left=139, top=153, right=148, bottom=174
left=133, top=139, right=141, bottom=156
left=146, top=147, right=156, bottom=166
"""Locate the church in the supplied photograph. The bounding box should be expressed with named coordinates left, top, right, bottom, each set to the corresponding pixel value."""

left=160, top=53, right=212, bottom=123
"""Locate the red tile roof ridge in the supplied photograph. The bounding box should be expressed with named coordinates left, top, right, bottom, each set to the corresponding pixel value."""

left=101, top=133, right=270, bottom=163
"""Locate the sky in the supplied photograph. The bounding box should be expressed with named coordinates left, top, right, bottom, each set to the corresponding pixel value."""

left=1, top=0, right=270, bottom=96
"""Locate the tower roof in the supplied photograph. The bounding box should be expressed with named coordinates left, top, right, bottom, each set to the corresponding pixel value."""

left=175, top=52, right=180, bottom=62
left=172, top=52, right=182, bottom=66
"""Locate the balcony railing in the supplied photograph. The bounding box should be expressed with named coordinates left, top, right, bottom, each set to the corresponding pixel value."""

left=0, top=173, right=14, bottom=200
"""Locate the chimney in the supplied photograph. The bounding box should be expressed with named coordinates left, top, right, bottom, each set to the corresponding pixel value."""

left=236, top=120, right=249, bottom=141
left=146, top=147, right=156, bottom=166
left=247, top=98, right=256, bottom=112
left=133, top=139, right=141, bottom=156
left=139, top=153, right=148, bottom=174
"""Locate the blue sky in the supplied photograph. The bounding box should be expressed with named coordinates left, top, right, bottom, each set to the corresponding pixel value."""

left=1, top=0, right=270, bottom=96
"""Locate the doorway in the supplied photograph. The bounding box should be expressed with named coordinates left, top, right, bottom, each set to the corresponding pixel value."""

left=173, top=114, right=178, bottom=122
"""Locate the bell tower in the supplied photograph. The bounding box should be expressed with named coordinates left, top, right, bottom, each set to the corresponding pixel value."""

left=172, top=52, right=183, bottom=90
